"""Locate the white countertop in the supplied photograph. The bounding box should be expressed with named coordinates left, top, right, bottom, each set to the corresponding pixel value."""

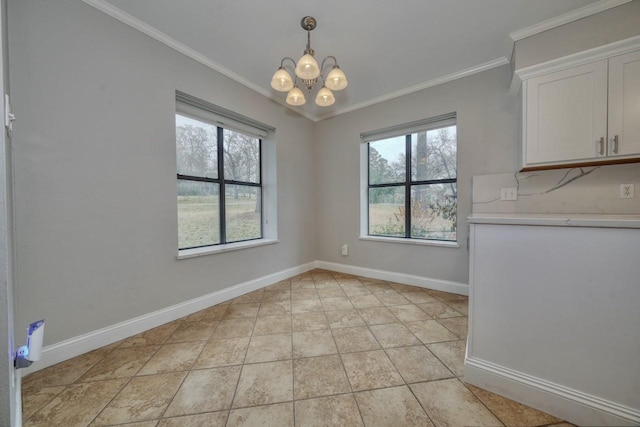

left=467, top=213, right=640, bottom=228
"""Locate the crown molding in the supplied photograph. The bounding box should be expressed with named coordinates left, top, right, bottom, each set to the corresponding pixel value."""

left=81, top=0, right=319, bottom=122
left=316, top=57, right=509, bottom=121
left=509, top=0, right=632, bottom=42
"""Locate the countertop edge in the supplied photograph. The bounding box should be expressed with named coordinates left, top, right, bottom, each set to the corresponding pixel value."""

left=467, top=213, right=640, bottom=229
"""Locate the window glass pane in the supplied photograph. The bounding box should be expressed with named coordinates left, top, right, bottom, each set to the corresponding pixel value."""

left=368, top=137, right=406, bottom=184
left=411, top=125, right=457, bottom=181
left=176, top=114, right=218, bottom=178
left=410, top=183, right=457, bottom=241
left=225, top=185, right=261, bottom=242
left=223, top=129, right=260, bottom=183
left=369, top=186, right=405, bottom=237
left=177, top=180, right=220, bottom=248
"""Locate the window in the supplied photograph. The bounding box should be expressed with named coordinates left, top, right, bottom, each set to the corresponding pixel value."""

left=175, top=92, right=275, bottom=252
left=362, top=114, right=457, bottom=242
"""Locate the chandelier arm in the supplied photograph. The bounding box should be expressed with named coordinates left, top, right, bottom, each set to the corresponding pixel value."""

left=280, top=57, right=297, bottom=70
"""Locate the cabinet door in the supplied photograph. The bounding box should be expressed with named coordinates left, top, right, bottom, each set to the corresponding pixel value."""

left=608, top=50, right=640, bottom=157
left=525, top=60, right=608, bottom=166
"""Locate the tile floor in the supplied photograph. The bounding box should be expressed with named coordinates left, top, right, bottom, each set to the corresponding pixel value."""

left=21, top=269, right=573, bottom=426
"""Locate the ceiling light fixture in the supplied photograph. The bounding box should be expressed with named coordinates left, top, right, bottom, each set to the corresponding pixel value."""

left=271, top=16, right=348, bottom=107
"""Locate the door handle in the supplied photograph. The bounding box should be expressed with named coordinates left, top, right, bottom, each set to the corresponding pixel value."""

left=612, top=135, right=619, bottom=154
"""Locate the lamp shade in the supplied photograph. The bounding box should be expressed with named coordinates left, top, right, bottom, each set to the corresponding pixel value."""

left=325, top=66, right=348, bottom=91
left=271, top=67, right=294, bottom=92
left=295, top=54, right=320, bottom=80
left=315, top=86, right=335, bottom=107
left=286, top=86, right=306, bottom=106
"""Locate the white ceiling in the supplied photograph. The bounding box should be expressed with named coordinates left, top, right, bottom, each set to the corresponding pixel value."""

left=88, top=0, right=619, bottom=121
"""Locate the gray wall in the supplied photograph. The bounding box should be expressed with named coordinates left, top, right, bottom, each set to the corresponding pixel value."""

left=515, top=1, right=640, bottom=70
left=313, top=65, right=519, bottom=285
left=8, top=0, right=317, bottom=345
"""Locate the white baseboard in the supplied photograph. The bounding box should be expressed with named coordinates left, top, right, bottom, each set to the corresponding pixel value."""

left=316, top=260, right=468, bottom=295
left=23, top=260, right=467, bottom=376
left=22, top=261, right=317, bottom=375
left=465, top=356, right=640, bottom=426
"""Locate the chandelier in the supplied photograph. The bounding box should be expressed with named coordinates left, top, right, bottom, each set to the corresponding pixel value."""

left=271, top=16, right=348, bottom=107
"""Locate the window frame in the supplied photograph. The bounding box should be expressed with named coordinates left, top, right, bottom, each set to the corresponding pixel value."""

left=175, top=92, right=278, bottom=257
left=361, top=114, right=458, bottom=245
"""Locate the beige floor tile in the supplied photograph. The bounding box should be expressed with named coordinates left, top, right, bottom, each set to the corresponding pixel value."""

left=233, top=360, right=293, bottom=408
left=293, top=355, right=351, bottom=399
left=368, top=323, right=421, bottom=348
left=376, top=293, right=412, bottom=306
left=22, top=385, right=66, bottom=421
left=193, top=337, right=250, bottom=369
left=253, top=314, right=292, bottom=335
left=245, top=333, right=292, bottom=363
left=25, top=379, right=126, bottom=427
left=222, top=302, right=261, bottom=320
left=445, top=299, right=468, bottom=315
left=405, top=320, right=459, bottom=344
left=119, top=322, right=181, bottom=348
left=410, top=379, right=502, bottom=427
left=291, top=298, right=323, bottom=314
left=291, top=289, right=319, bottom=300
left=366, top=283, right=396, bottom=294
left=466, top=384, right=561, bottom=427
left=292, top=330, right=338, bottom=358
left=416, top=301, right=463, bottom=319
left=166, top=320, right=218, bottom=343
left=355, top=386, right=433, bottom=427
left=105, top=421, right=158, bottom=427
left=400, top=291, right=438, bottom=304
left=388, top=283, right=420, bottom=293
left=262, top=289, right=291, bottom=301
left=426, top=290, right=468, bottom=302
left=314, top=281, right=341, bottom=290
left=348, top=294, right=382, bottom=308
left=385, top=346, right=452, bottom=383
left=137, top=342, right=205, bottom=375
left=211, top=319, right=255, bottom=339
left=316, top=287, right=346, bottom=298
left=291, top=281, right=316, bottom=290
left=264, top=281, right=291, bottom=292
left=325, top=309, right=365, bottom=329
left=292, top=312, right=329, bottom=331
left=22, top=348, right=108, bottom=389
left=93, top=372, right=185, bottom=425
left=438, top=316, right=468, bottom=339
left=79, top=346, right=160, bottom=382
left=357, top=307, right=399, bottom=325
left=332, top=326, right=380, bottom=353
left=294, top=394, right=363, bottom=426
left=158, top=411, right=228, bottom=426
left=232, top=290, right=265, bottom=304
left=259, top=300, right=292, bottom=316
left=228, top=402, right=294, bottom=427
left=186, top=304, right=228, bottom=322
left=336, top=278, right=362, bottom=287
left=341, top=350, right=404, bottom=391
left=164, top=366, right=241, bottom=416
left=341, top=284, right=372, bottom=296
left=427, top=340, right=466, bottom=377
left=320, top=297, right=354, bottom=311
left=387, top=304, right=432, bottom=322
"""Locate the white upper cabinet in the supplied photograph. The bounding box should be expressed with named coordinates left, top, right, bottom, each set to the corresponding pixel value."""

left=608, top=50, right=640, bottom=157
left=520, top=40, right=640, bottom=170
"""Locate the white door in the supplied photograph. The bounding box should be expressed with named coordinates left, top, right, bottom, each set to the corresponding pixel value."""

left=525, top=60, right=608, bottom=165
left=608, top=50, right=640, bottom=157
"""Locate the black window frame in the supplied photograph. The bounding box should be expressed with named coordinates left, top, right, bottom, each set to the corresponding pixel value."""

left=366, top=121, right=457, bottom=242
left=176, top=117, right=264, bottom=250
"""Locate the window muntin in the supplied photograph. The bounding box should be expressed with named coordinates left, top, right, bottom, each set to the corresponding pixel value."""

left=367, top=124, right=457, bottom=242
left=176, top=113, right=262, bottom=250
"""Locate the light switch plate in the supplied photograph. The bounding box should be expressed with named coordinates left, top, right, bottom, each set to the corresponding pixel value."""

left=620, top=184, right=634, bottom=199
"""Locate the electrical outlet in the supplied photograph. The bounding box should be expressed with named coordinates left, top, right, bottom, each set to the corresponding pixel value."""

left=341, top=244, right=348, bottom=256
left=620, top=184, right=635, bottom=199
left=500, top=187, right=518, bottom=201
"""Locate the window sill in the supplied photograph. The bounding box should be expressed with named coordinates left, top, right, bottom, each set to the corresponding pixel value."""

left=358, top=235, right=459, bottom=248
left=177, top=238, right=279, bottom=259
